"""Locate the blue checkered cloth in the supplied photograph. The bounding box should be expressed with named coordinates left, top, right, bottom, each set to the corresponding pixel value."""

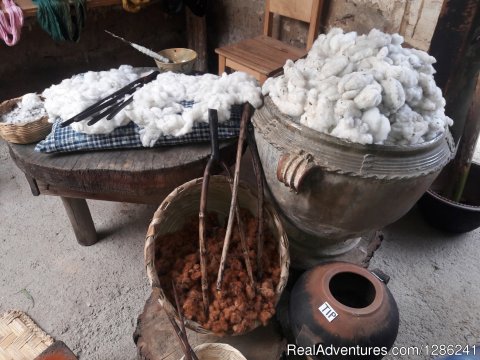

left=35, top=102, right=242, bottom=153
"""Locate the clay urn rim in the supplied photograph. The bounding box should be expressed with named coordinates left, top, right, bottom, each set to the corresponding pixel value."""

left=259, top=96, right=451, bottom=153
left=321, top=262, right=384, bottom=316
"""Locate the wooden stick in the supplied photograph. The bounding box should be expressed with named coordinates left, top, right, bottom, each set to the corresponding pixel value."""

left=198, top=110, right=221, bottom=315
left=163, top=309, right=190, bottom=360
left=447, top=74, right=480, bottom=202
left=247, top=126, right=265, bottom=280
left=172, top=281, right=199, bottom=360
left=220, top=162, right=255, bottom=288
left=164, top=313, right=199, bottom=360
left=216, top=103, right=254, bottom=291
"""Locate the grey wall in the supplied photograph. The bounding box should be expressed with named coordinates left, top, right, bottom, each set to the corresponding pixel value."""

left=0, top=6, right=185, bottom=100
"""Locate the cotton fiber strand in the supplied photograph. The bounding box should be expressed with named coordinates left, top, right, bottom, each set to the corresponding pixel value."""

left=1, top=93, right=47, bottom=124
left=262, top=28, right=453, bottom=145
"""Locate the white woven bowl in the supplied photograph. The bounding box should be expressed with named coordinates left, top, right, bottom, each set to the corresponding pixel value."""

left=180, top=343, right=247, bottom=360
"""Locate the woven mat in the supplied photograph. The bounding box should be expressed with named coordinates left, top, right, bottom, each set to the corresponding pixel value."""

left=0, top=311, right=54, bottom=360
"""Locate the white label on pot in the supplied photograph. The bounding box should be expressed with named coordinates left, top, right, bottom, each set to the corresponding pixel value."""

left=319, top=302, right=338, bottom=322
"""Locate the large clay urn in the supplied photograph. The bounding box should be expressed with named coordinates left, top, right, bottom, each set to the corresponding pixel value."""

left=252, top=96, right=454, bottom=269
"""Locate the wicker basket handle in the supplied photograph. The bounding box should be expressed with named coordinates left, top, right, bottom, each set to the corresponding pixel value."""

left=276, top=152, right=317, bottom=193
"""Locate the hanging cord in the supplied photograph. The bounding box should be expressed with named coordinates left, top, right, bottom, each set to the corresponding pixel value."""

left=0, top=0, right=24, bottom=46
left=33, top=0, right=86, bottom=42
left=122, top=0, right=150, bottom=13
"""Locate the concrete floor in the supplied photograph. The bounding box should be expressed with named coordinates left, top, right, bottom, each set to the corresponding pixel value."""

left=1, top=138, right=479, bottom=360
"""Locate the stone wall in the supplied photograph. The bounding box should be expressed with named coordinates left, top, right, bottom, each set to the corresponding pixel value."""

left=206, top=0, right=444, bottom=71
left=0, top=0, right=444, bottom=100
left=0, top=6, right=185, bottom=100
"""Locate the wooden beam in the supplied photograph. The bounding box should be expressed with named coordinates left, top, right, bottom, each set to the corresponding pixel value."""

left=14, top=0, right=123, bottom=18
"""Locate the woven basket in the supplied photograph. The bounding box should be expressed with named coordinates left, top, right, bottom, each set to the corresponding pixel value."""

left=180, top=343, right=246, bottom=360
left=0, top=310, right=54, bottom=360
left=0, top=97, right=51, bottom=144
left=145, top=175, right=290, bottom=336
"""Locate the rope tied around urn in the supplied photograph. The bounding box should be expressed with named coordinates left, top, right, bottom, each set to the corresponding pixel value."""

left=33, top=0, right=86, bottom=42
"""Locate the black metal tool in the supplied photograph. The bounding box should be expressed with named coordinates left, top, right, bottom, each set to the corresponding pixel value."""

left=60, top=70, right=159, bottom=128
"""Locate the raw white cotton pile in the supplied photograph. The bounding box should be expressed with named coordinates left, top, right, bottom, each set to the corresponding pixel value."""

left=125, top=71, right=262, bottom=147
left=262, top=28, right=453, bottom=145
left=41, top=66, right=262, bottom=147
left=42, top=65, right=141, bottom=134
left=1, top=93, right=47, bottom=124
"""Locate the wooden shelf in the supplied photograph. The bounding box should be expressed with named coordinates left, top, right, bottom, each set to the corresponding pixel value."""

left=15, top=0, right=123, bottom=18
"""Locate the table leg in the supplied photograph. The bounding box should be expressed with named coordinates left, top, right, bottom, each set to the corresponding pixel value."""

left=61, top=197, right=98, bottom=246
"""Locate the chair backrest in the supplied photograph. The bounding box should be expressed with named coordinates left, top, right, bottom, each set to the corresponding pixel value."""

left=263, top=0, right=323, bottom=50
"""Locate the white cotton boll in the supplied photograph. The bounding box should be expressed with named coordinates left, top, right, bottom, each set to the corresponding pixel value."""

left=275, top=93, right=305, bottom=117
left=323, top=27, right=344, bottom=55
left=386, top=66, right=418, bottom=88
left=388, top=105, right=428, bottom=144
left=46, top=67, right=263, bottom=144
left=334, top=99, right=362, bottom=119
left=301, top=95, right=335, bottom=133
left=418, top=98, right=438, bottom=112
left=367, top=28, right=392, bottom=48
left=140, top=124, right=162, bottom=147
left=329, top=32, right=355, bottom=54
left=418, top=73, right=438, bottom=96
left=405, top=86, right=423, bottom=106
left=1, top=93, right=47, bottom=124
left=320, top=56, right=349, bottom=79
left=21, top=93, right=43, bottom=109
left=284, top=59, right=307, bottom=88
left=42, top=65, right=141, bottom=130
left=338, top=31, right=357, bottom=54
left=342, top=89, right=362, bottom=100
left=339, top=62, right=356, bottom=77
left=361, top=107, right=390, bottom=143
left=354, top=82, right=383, bottom=109
left=381, top=77, right=406, bottom=111
left=409, top=48, right=436, bottom=65
left=340, top=71, right=374, bottom=92
left=358, top=57, right=388, bottom=82
left=391, top=33, right=404, bottom=46
left=305, top=56, right=325, bottom=72
left=376, top=46, right=389, bottom=60
left=349, top=46, right=376, bottom=63
left=262, top=77, right=275, bottom=95
left=331, top=117, right=373, bottom=144
left=262, top=27, right=451, bottom=145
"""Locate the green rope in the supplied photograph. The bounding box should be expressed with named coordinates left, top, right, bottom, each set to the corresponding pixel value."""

left=33, top=0, right=86, bottom=42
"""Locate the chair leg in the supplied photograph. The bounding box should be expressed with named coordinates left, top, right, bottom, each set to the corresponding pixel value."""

left=218, top=55, right=226, bottom=75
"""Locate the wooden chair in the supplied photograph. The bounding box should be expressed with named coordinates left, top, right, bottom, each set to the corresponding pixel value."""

left=215, top=0, right=323, bottom=84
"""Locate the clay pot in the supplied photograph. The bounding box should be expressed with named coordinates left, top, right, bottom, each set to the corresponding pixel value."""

left=253, top=96, right=454, bottom=268
left=418, top=162, right=480, bottom=233
left=289, top=262, right=399, bottom=359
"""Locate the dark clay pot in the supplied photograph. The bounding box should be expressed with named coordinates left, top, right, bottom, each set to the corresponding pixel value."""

left=289, top=262, right=399, bottom=360
left=418, top=162, right=480, bottom=233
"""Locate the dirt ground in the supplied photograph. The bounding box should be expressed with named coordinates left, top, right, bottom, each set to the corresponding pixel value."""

left=1, top=139, right=479, bottom=359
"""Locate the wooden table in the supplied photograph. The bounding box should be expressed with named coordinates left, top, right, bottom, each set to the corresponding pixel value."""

left=8, top=142, right=237, bottom=246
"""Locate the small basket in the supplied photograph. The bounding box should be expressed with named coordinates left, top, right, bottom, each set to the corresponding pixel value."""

left=180, top=343, right=247, bottom=360
left=145, top=175, right=290, bottom=336
left=0, top=97, right=52, bottom=144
